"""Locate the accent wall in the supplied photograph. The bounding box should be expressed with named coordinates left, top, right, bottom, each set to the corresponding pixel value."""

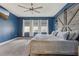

left=0, top=7, right=22, bottom=42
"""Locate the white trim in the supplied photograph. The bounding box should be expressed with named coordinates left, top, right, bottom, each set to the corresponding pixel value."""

left=47, top=20, right=49, bottom=34
left=0, top=37, right=19, bottom=46
left=39, top=20, right=41, bottom=34
left=22, top=19, right=24, bottom=36
left=30, top=20, right=33, bottom=36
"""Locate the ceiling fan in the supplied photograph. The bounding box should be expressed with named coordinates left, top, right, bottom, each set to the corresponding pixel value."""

left=18, top=3, right=43, bottom=14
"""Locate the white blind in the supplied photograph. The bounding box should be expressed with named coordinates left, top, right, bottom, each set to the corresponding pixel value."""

left=23, top=20, right=48, bottom=36
left=24, top=20, right=31, bottom=26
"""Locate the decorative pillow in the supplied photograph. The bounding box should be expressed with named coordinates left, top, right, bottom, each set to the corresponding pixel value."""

left=57, top=31, right=69, bottom=40
left=34, top=33, right=50, bottom=40
left=76, top=35, right=79, bottom=41
left=67, top=31, right=75, bottom=40
left=51, top=31, right=59, bottom=36
left=72, top=31, right=79, bottom=40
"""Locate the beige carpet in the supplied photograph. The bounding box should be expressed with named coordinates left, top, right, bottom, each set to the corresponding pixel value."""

left=0, top=37, right=31, bottom=56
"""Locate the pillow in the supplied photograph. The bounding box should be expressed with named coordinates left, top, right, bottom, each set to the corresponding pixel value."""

left=51, top=31, right=59, bottom=36
left=34, top=33, right=50, bottom=40
left=69, top=31, right=75, bottom=40
left=57, top=32, right=69, bottom=40
left=72, top=31, right=79, bottom=40
left=68, top=31, right=76, bottom=40
left=76, top=35, right=79, bottom=41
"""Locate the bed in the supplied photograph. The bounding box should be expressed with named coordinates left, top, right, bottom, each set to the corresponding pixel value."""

left=29, top=32, right=79, bottom=56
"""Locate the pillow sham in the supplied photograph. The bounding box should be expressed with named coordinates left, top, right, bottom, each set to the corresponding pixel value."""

left=57, top=31, right=69, bottom=40
left=51, top=31, right=59, bottom=36
left=71, top=31, right=79, bottom=40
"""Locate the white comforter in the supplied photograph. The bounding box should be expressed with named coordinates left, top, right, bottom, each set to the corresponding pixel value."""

left=32, top=34, right=67, bottom=41
left=30, top=34, right=78, bottom=55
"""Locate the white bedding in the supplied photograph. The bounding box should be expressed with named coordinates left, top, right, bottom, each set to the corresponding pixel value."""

left=32, top=33, right=67, bottom=41
left=32, top=34, right=50, bottom=40
left=30, top=33, right=78, bottom=55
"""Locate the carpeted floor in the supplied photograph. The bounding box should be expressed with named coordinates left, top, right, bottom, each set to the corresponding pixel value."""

left=0, top=37, right=78, bottom=56
left=0, top=37, right=31, bottom=56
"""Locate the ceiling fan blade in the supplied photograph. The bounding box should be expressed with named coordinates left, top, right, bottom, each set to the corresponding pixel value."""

left=33, top=10, right=40, bottom=13
left=34, top=6, right=43, bottom=9
left=18, top=5, right=29, bottom=9
left=24, top=9, right=30, bottom=12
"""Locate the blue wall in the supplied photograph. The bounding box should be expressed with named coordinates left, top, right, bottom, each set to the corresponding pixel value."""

left=0, top=7, right=22, bottom=42
left=48, top=17, right=56, bottom=34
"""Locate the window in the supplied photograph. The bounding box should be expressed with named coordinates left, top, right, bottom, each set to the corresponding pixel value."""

left=23, top=20, right=48, bottom=36
left=24, top=20, right=31, bottom=32
left=32, top=20, right=39, bottom=33
left=40, top=20, right=48, bottom=34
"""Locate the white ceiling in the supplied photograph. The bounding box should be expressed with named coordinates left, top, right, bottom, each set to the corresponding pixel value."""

left=0, top=3, right=66, bottom=17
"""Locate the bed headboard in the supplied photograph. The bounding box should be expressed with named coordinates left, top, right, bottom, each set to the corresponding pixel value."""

left=57, top=4, right=79, bottom=32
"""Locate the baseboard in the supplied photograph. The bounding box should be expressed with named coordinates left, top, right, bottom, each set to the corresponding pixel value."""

left=0, top=37, right=21, bottom=46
